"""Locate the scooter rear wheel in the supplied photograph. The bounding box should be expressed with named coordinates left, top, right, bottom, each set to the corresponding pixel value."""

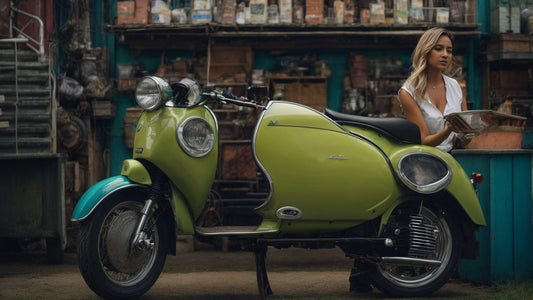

left=77, top=190, right=169, bottom=299
left=369, top=202, right=461, bottom=297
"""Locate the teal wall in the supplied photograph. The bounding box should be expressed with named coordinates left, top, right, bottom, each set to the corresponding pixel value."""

left=76, top=1, right=490, bottom=175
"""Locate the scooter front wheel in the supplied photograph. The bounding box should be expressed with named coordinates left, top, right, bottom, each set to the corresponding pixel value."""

left=77, top=191, right=169, bottom=299
left=369, top=203, right=462, bottom=297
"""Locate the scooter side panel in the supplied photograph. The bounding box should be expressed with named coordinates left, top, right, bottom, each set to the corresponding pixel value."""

left=254, top=102, right=401, bottom=231
left=133, top=107, right=218, bottom=220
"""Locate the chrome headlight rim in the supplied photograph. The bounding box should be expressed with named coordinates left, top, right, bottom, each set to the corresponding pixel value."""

left=176, top=117, right=215, bottom=158
left=397, top=152, right=452, bottom=194
left=135, top=76, right=171, bottom=111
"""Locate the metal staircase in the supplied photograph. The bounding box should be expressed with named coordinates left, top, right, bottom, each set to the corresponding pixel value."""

left=0, top=5, right=55, bottom=154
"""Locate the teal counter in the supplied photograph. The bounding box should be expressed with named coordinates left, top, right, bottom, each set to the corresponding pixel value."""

left=453, top=149, right=533, bottom=283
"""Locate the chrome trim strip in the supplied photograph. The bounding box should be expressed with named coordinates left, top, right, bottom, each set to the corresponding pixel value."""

left=252, top=102, right=275, bottom=211
left=204, top=104, right=219, bottom=133
left=381, top=257, right=442, bottom=267
left=195, top=229, right=279, bottom=237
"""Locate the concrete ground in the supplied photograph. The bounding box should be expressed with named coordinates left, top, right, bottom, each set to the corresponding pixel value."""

left=0, top=238, right=491, bottom=299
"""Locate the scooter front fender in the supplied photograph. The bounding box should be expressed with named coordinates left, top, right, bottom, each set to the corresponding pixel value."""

left=71, top=175, right=146, bottom=221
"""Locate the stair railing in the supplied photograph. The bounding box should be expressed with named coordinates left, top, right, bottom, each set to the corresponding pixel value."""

left=0, top=36, right=28, bottom=153
left=9, top=0, right=45, bottom=60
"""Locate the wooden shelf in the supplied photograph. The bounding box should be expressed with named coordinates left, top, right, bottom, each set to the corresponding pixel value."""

left=108, top=23, right=481, bottom=50
left=108, top=23, right=481, bottom=36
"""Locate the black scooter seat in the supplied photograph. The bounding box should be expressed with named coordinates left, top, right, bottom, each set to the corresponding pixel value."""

left=324, top=109, right=421, bottom=144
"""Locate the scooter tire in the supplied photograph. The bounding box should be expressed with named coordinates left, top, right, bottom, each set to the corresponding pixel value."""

left=368, top=203, right=462, bottom=297
left=77, top=191, right=170, bottom=299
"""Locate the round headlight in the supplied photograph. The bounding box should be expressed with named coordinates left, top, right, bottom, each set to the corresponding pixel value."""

left=397, top=153, right=452, bottom=194
left=174, top=78, right=201, bottom=106
left=135, top=76, right=172, bottom=110
left=176, top=117, right=215, bottom=158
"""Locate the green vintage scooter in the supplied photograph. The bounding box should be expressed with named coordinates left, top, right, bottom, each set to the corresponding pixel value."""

left=72, top=76, right=486, bottom=299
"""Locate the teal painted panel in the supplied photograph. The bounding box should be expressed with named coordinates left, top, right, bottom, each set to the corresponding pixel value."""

left=490, top=155, right=514, bottom=281
left=456, top=151, right=533, bottom=283
left=512, top=155, right=533, bottom=280
left=456, top=154, right=492, bottom=282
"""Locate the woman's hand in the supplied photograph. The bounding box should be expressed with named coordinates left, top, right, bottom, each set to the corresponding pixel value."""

left=453, top=133, right=472, bottom=148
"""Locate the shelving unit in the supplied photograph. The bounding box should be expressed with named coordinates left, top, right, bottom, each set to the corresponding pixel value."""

left=482, top=34, right=533, bottom=122
left=268, top=75, right=328, bottom=111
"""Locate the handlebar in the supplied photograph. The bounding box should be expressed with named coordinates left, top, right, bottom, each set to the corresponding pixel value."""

left=202, top=91, right=266, bottom=110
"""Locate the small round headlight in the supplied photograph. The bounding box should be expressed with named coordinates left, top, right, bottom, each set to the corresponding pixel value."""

left=176, top=117, right=215, bottom=158
left=135, top=76, right=172, bottom=110
left=397, top=153, right=452, bottom=194
left=174, top=78, right=201, bottom=106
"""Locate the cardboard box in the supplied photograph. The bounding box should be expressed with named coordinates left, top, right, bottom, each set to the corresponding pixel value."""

left=360, top=8, right=370, bottom=24
left=279, top=0, right=292, bottom=23
left=449, top=0, right=465, bottom=23
left=117, top=1, right=135, bottom=24
left=133, top=0, right=150, bottom=24
left=487, top=34, right=533, bottom=52
left=249, top=0, right=267, bottom=24
left=305, top=0, right=324, bottom=24
left=191, top=9, right=212, bottom=24
left=369, top=3, right=384, bottom=24
left=334, top=0, right=344, bottom=24
left=491, top=5, right=520, bottom=33
left=436, top=7, right=449, bottom=23
left=209, top=46, right=253, bottom=82
left=117, top=78, right=137, bottom=92
left=151, top=9, right=171, bottom=24
left=394, top=9, right=409, bottom=24
left=221, top=0, right=236, bottom=24
left=281, top=80, right=328, bottom=112
left=193, top=0, right=211, bottom=10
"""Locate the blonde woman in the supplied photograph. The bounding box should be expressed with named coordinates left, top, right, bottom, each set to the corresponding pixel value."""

left=399, top=27, right=468, bottom=152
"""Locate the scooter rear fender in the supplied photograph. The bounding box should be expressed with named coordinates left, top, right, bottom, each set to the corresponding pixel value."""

left=374, top=146, right=486, bottom=228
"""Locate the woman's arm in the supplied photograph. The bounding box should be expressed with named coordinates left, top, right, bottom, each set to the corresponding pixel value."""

left=399, top=89, right=452, bottom=147
left=461, top=89, right=468, bottom=111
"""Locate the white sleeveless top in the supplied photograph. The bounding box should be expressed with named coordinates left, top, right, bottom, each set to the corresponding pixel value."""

left=401, top=74, right=463, bottom=152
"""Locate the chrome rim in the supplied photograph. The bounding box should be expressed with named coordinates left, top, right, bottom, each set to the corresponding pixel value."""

left=378, top=206, right=452, bottom=288
left=98, top=201, right=159, bottom=286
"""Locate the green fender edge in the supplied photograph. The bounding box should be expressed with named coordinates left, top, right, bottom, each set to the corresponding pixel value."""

left=71, top=175, right=140, bottom=221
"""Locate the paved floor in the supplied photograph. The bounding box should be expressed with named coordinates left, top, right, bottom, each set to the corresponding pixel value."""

left=0, top=239, right=490, bottom=299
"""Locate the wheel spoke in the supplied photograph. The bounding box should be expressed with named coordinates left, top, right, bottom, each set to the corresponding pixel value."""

left=97, top=201, right=159, bottom=286
left=379, top=206, right=452, bottom=287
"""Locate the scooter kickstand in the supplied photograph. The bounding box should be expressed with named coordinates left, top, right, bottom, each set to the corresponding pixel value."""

left=254, top=245, right=273, bottom=299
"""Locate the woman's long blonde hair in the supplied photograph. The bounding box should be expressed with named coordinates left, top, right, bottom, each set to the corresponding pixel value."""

left=404, top=27, right=455, bottom=102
